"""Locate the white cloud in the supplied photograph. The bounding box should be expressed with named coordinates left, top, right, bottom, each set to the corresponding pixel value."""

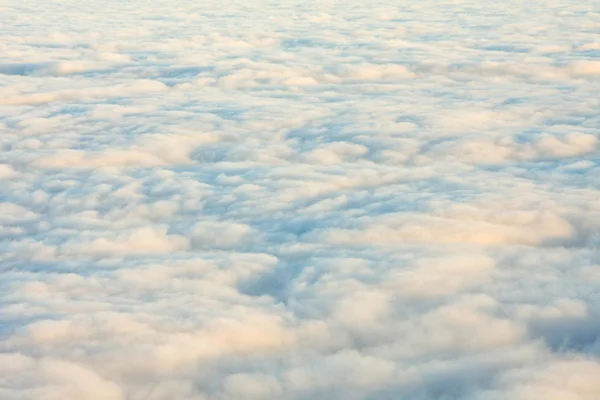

left=477, top=359, right=600, bottom=400
left=190, top=220, right=257, bottom=249
left=317, top=208, right=575, bottom=246
left=1, top=0, right=599, bottom=399
left=0, top=164, right=18, bottom=179
left=60, top=226, right=190, bottom=257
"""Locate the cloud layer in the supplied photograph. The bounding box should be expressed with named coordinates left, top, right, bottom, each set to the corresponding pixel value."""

left=1, top=0, right=599, bottom=399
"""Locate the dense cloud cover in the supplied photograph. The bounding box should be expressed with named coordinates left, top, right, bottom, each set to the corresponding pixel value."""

left=1, top=0, right=600, bottom=399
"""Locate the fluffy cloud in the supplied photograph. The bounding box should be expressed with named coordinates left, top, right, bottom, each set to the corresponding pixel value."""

left=1, top=0, right=599, bottom=399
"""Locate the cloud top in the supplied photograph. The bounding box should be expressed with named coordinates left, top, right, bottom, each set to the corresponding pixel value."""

left=1, top=0, right=599, bottom=399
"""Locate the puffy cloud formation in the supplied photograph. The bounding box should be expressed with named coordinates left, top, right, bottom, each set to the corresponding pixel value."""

left=1, top=0, right=599, bottom=399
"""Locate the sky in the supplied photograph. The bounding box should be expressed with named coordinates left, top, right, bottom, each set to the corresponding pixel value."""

left=1, top=0, right=599, bottom=399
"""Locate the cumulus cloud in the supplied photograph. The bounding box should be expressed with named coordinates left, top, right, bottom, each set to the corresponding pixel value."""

left=1, top=0, right=599, bottom=399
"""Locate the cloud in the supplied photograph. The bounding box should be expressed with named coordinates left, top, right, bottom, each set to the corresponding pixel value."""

left=476, top=359, right=600, bottom=400
left=190, top=220, right=259, bottom=250
left=316, top=208, right=575, bottom=246
left=1, top=80, right=168, bottom=106
left=59, top=225, right=190, bottom=257
left=0, top=0, right=599, bottom=399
